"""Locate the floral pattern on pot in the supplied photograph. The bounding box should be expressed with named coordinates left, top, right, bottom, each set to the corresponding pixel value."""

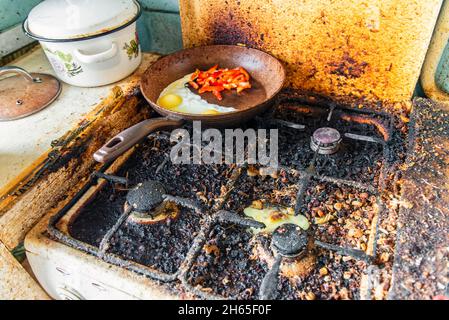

left=123, top=32, right=140, bottom=60
left=43, top=47, right=83, bottom=77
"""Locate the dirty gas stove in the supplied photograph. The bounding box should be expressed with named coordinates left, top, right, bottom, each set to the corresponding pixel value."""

left=36, top=94, right=407, bottom=300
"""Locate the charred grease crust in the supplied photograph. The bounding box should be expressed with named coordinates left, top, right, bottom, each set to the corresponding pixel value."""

left=328, top=53, right=369, bottom=79
left=0, top=89, right=152, bottom=250
left=389, top=98, right=449, bottom=300
left=277, top=88, right=412, bottom=118
left=210, top=12, right=265, bottom=48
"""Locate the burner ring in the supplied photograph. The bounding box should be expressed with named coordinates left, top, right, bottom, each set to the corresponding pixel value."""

left=272, top=223, right=308, bottom=258
left=126, top=180, right=166, bottom=213
left=311, top=127, right=341, bottom=155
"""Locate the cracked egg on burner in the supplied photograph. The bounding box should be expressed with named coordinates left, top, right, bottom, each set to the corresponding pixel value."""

left=244, top=200, right=309, bottom=233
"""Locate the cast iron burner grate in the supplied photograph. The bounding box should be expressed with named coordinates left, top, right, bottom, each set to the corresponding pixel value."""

left=48, top=94, right=403, bottom=300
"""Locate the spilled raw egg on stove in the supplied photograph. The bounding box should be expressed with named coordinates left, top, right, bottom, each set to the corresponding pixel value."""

left=244, top=200, right=310, bottom=234
left=157, top=74, right=236, bottom=115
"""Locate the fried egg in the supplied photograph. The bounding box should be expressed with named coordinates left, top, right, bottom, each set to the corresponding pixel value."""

left=157, top=73, right=236, bottom=115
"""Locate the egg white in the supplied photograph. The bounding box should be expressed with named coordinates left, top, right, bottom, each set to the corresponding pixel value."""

left=157, top=73, right=236, bottom=115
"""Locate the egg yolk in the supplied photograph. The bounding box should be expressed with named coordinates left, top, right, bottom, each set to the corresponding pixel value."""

left=158, top=94, right=182, bottom=110
left=203, top=109, right=221, bottom=115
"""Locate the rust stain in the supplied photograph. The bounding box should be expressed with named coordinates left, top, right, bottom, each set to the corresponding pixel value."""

left=210, top=11, right=265, bottom=49
left=180, top=0, right=442, bottom=110
left=341, top=114, right=390, bottom=141
left=328, top=52, right=369, bottom=79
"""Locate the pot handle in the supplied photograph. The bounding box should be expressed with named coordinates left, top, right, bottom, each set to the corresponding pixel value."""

left=93, top=117, right=184, bottom=163
left=74, top=42, right=118, bottom=64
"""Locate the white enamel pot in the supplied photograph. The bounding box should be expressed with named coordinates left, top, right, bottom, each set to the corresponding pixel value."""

left=23, top=0, right=142, bottom=87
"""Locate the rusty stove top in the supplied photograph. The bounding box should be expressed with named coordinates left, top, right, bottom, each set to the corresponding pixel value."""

left=48, top=91, right=412, bottom=300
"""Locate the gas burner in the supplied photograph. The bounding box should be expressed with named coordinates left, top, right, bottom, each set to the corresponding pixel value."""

left=271, top=223, right=308, bottom=258
left=124, top=180, right=204, bottom=225
left=259, top=222, right=373, bottom=300
left=95, top=176, right=204, bottom=261
left=98, top=179, right=168, bottom=254
left=310, top=127, right=342, bottom=155
left=259, top=223, right=311, bottom=300
left=126, top=180, right=166, bottom=213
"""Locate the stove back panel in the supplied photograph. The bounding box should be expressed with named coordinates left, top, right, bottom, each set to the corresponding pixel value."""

left=179, top=0, right=442, bottom=105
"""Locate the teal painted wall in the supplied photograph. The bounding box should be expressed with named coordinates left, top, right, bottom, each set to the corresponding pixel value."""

left=435, top=40, right=449, bottom=94
left=138, top=0, right=183, bottom=54
left=0, top=0, right=183, bottom=54
left=0, top=0, right=41, bottom=31
left=141, top=0, right=179, bottom=12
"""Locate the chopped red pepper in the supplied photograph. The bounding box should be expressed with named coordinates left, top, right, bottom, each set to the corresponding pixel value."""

left=188, top=65, right=252, bottom=100
left=188, top=81, right=199, bottom=90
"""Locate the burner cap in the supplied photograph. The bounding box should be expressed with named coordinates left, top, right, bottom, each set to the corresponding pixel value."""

left=272, top=223, right=308, bottom=257
left=126, top=180, right=166, bottom=213
left=311, top=127, right=341, bottom=155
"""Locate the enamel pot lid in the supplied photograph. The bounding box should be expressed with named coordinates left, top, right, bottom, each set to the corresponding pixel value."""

left=0, top=67, right=61, bottom=121
left=23, top=0, right=141, bottom=42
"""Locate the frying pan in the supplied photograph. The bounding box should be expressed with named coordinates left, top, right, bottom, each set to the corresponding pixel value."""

left=93, top=45, right=286, bottom=163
